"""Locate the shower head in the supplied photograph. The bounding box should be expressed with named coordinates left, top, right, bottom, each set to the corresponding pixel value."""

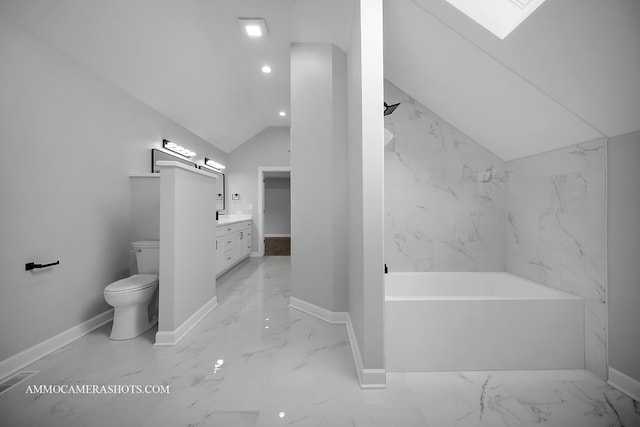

left=384, top=102, right=400, bottom=116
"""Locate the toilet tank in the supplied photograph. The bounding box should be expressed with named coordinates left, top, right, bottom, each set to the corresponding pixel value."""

left=131, top=241, right=159, bottom=274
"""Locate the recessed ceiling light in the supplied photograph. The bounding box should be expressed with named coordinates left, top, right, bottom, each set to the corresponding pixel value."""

left=261, top=65, right=272, bottom=74
left=238, top=18, right=268, bottom=38
left=279, top=111, right=286, bottom=117
left=246, top=25, right=262, bottom=37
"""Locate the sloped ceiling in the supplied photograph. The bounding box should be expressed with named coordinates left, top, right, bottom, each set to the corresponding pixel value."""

left=2, top=0, right=637, bottom=159
left=0, top=0, right=354, bottom=153
left=385, top=0, right=640, bottom=160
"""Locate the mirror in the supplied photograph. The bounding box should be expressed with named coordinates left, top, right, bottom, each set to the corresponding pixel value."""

left=198, top=166, right=225, bottom=212
left=151, top=149, right=226, bottom=212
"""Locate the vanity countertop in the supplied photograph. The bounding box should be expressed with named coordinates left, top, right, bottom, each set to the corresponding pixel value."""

left=217, top=215, right=252, bottom=226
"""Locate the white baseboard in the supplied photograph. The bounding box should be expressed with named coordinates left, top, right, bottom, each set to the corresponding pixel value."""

left=289, top=297, right=386, bottom=389
left=155, top=297, right=217, bottom=346
left=0, top=309, right=114, bottom=382
left=344, top=314, right=386, bottom=389
left=249, top=251, right=261, bottom=257
left=264, top=234, right=291, bottom=238
left=608, top=366, right=640, bottom=402
left=289, top=297, right=348, bottom=324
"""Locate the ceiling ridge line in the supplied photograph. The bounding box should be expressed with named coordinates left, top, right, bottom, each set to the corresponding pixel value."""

left=408, top=0, right=607, bottom=138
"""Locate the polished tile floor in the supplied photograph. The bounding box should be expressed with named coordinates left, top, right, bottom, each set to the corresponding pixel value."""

left=1, top=257, right=639, bottom=426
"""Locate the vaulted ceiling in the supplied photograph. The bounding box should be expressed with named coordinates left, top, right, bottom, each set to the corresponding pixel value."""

left=0, top=0, right=354, bottom=153
left=1, top=0, right=638, bottom=159
left=385, top=0, right=640, bottom=160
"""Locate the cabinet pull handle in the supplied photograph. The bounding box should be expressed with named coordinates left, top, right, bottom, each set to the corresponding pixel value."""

left=227, top=241, right=232, bottom=244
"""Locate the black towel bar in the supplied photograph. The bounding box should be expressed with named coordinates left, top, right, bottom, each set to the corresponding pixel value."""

left=25, top=261, right=60, bottom=271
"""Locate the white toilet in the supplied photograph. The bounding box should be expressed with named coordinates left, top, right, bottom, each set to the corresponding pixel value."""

left=104, top=241, right=159, bottom=340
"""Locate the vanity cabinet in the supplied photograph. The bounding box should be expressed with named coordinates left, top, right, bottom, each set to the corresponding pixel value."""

left=216, top=220, right=252, bottom=278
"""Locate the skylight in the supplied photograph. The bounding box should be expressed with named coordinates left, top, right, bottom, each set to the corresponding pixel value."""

left=444, top=0, right=547, bottom=39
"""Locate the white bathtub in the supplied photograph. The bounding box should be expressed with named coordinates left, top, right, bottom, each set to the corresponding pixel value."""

left=385, top=272, right=585, bottom=372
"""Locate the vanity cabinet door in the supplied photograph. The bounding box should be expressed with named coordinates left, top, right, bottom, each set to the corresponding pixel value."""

left=234, top=230, right=244, bottom=260
left=245, top=228, right=252, bottom=256
left=237, top=227, right=252, bottom=259
left=223, top=234, right=236, bottom=269
left=216, top=237, right=225, bottom=274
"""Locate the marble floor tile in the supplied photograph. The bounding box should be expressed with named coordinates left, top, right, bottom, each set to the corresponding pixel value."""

left=1, top=256, right=638, bottom=427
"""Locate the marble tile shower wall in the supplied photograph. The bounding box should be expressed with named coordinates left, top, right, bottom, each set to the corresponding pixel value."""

left=385, top=82, right=506, bottom=271
left=384, top=81, right=505, bottom=272
left=505, top=139, right=607, bottom=379
left=384, top=81, right=607, bottom=379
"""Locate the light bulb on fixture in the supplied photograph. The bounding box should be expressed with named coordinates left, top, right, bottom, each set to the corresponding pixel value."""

left=261, top=65, right=272, bottom=73
left=163, top=139, right=195, bottom=158
left=204, top=158, right=226, bottom=171
left=279, top=111, right=286, bottom=117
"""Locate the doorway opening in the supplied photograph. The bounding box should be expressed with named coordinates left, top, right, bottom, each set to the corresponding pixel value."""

left=257, top=167, right=291, bottom=257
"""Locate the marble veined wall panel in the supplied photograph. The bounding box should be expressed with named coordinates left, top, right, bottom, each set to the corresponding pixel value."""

left=384, top=81, right=505, bottom=272
left=505, top=139, right=607, bottom=379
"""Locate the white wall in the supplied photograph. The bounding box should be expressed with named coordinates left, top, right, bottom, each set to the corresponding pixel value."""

left=290, top=43, right=349, bottom=312
left=264, top=178, right=291, bottom=236
left=0, top=16, right=226, bottom=362
left=347, top=0, right=385, bottom=386
left=608, top=130, right=640, bottom=384
left=226, top=127, right=290, bottom=252
left=157, top=163, right=217, bottom=337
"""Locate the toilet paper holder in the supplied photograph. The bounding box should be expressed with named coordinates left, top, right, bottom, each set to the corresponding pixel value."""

left=25, top=260, right=60, bottom=271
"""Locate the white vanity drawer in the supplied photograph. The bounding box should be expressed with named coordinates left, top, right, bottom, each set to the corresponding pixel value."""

left=216, top=221, right=251, bottom=237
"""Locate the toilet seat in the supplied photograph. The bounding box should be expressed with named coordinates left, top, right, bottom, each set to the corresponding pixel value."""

left=105, top=274, right=158, bottom=294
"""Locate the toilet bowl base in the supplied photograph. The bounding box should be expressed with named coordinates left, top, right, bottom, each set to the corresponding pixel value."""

left=109, top=305, right=157, bottom=340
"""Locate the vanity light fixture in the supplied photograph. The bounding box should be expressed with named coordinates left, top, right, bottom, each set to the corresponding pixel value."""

left=203, top=158, right=226, bottom=171
left=238, top=18, right=268, bottom=38
left=278, top=111, right=286, bottom=117
left=261, top=65, right=272, bottom=74
left=163, top=139, right=196, bottom=158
